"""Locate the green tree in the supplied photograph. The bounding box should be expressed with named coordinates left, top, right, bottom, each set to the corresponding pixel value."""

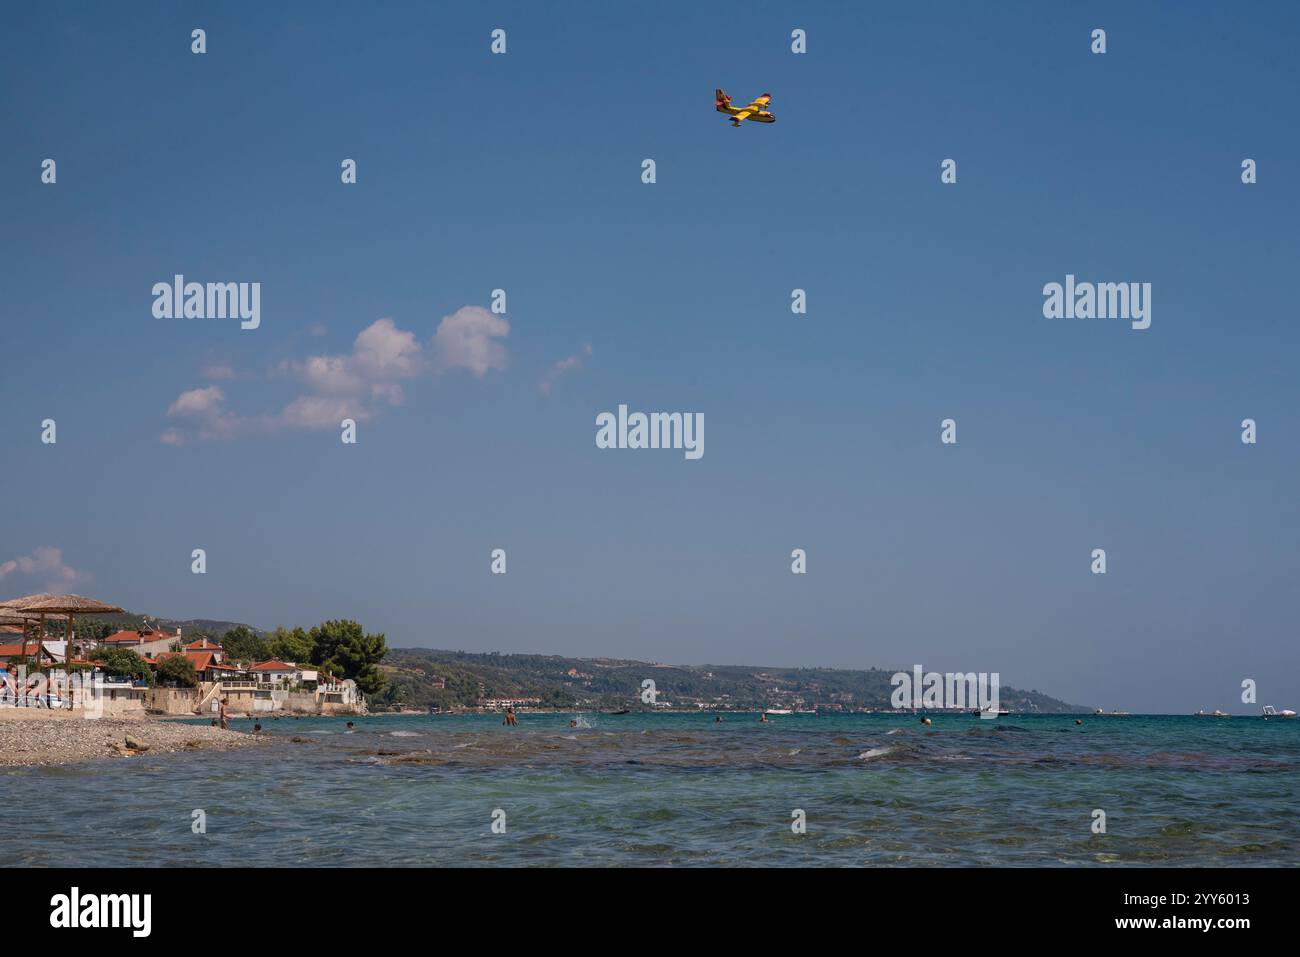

left=154, top=654, right=199, bottom=688
left=221, top=626, right=269, bottom=663
left=267, top=625, right=314, bottom=663
left=89, top=647, right=152, bottom=685
left=69, top=617, right=116, bottom=643
left=308, top=619, right=387, bottom=695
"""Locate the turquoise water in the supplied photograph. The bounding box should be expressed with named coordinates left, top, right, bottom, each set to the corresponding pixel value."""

left=4, top=712, right=1298, bottom=866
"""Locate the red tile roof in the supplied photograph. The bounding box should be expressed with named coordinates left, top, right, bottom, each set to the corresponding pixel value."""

left=103, top=629, right=175, bottom=645
left=155, top=650, right=242, bottom=672
left=0, top=643, right=39, bottom=657
left=249, top=660, right=295, bottom=672
left=185, top=638, right=222, bottom=651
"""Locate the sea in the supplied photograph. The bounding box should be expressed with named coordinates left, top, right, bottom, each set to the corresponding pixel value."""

left=5, top=712, right=1298, bottom=866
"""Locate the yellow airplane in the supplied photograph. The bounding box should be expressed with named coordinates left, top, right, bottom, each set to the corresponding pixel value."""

left=715, top=89, right=774, bottom=126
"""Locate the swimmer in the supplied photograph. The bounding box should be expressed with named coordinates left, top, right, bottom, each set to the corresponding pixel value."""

left=715, top=715, right=723, bottom=723
left=759, top=713, right=768, bottom=723
left=920, top=717, right=932, bottom=726
left=1075, top=719, right=1083, bottom=726
left=253, top=723, right=262, bottom=734
left=346, top=721, right=355, bottom=729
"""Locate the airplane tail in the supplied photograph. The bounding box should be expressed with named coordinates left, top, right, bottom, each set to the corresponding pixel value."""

left=715, top=88, right=731, bottom=111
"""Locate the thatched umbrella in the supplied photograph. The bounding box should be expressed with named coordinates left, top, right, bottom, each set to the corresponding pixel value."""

left=0, top=609, right=36, bottom=647
left=0, top=603, right=43, bottom=661
left=0, top=594, right=56, bottom=611
left=0, top=595, right=53, bottom=607
left=0, top=606, right=43, bottom=703
left=2, top=595, right=125, bottom=706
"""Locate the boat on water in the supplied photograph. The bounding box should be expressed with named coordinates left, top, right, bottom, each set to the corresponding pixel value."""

left=1093, top=708, right=1131, bottom=716
left=1262, top=705, right=1297, bottom=719
left=765, top=708, right=793, bottom=715
left=1194, top=709, right=1230, bottom=718
left=608, top=708, right=630, bottom=715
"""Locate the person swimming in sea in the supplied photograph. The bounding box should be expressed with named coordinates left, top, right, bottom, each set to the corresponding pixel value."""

left=503, top=706, right=517, bottom=727
left=759, top=712, right=768, bottom=723
left=920, top=717, right=932, bottom=726
left=715, top=715, right=723, bottom=723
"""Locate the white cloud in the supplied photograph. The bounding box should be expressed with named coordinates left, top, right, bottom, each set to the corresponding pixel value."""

left=0, top=546, right=87, bottom=592
left=167, top=386, right=226, bottom=417
left=540, top=342, right=593, bottom=396
left=162, top=308, right=508, bottom=443
left=279, top=318, right=425, bottom=396
left=355, top=317, right=424, bottom=379
left=432, top=306, right=509, bottom=377
left=286, top=354, right=366, bottom=395
left=164, top=386, right=247, bottom=442
left=201, top=361, right=237, bottom=380
left=277, top=394, right=372, bottom=430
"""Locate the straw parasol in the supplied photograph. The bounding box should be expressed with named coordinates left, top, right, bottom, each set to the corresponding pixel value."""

left=1, top=594, right=125, bottom=680
left=7, top=594, right=124, bottom=616
left=0, top=603, right=43, bottom=659
left=0, top=594, right=52, bottom=610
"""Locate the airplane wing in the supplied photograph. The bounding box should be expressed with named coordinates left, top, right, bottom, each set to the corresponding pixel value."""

left=745, top=94, right=772, bottom=109
left=730, top=109, right=753, bottom=122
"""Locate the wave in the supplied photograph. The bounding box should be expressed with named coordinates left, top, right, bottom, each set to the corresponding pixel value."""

left=859, top=747, right=894, bottom=761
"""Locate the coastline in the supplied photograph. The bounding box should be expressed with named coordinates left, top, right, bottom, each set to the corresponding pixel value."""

left=0, top=714, right=268, bottom=767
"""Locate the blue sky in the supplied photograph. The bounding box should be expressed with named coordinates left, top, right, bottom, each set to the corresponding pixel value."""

left=3, top=1, right=1298, bottom=712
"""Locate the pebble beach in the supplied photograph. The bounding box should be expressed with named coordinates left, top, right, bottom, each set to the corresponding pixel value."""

left=0, top=713, right=267, bottom=767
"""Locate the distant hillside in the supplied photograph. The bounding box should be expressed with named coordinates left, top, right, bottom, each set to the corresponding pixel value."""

left=78, top=612, right=267, bottom=640
left=375, top=648, right=1088, bottom=714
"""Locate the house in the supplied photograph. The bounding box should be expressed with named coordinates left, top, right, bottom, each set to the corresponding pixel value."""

left=153, top=650, right=245, bottom=684
left=86, top=673, right=148, bottom=715
left=6, top=666, right=147, bottom=714
left=184, top=638, right=224, bottom=660
left=102, top=627, right=185, bottom=658
left=248, top=660, right=297, bottom=687
left=0, top=640, right=61, bottom=665
left=479, top=696, right=542, bottom=709
left=316, top=674, right=365, bottom=712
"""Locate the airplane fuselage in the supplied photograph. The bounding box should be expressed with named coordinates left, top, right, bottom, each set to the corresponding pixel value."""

left=716, top=105, right=775, bottom=124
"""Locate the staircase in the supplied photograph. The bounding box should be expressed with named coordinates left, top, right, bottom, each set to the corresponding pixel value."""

left=196, top=681, right=222, bottom=714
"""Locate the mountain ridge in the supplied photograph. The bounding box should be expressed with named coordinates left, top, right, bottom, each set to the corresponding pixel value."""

left=375, top=647, right=1090, bottom=713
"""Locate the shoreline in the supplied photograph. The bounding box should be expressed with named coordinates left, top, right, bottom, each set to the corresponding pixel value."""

left=0, top=715, right=268, bottom=768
